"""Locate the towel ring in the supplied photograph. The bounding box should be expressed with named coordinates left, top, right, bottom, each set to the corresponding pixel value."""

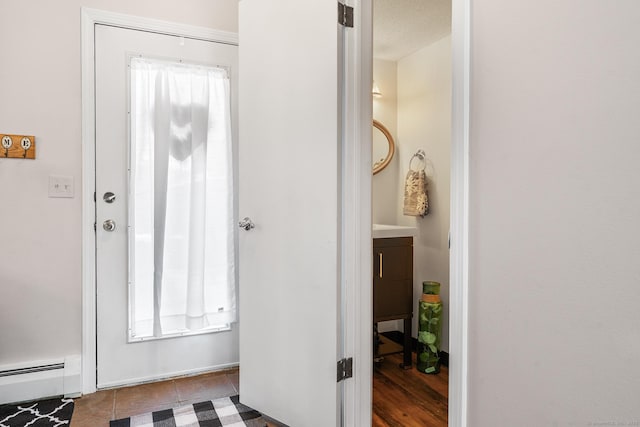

left=409, top=150, right=426, bottom=171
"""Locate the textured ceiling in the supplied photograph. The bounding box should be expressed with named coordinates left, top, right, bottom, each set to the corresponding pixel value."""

left=373, top=0, right=452, bottom=61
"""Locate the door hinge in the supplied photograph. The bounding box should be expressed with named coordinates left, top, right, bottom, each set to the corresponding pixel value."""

left=94, top=222, right=97, bottom=232
left=338, top=2, right=354, bottom=28
left=337, top=357, right=353, bottom=382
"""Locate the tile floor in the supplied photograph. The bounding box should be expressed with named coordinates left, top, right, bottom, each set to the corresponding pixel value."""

left=70, top=368, right=282, bottom=426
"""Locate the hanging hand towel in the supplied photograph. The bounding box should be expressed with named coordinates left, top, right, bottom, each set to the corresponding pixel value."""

left=403, top=153, right=429, bottom=217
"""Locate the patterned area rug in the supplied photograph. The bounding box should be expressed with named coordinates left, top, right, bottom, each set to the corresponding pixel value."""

left=0, top=397, right=74, bottom=427
left=110, top=395, right=266, bottom=427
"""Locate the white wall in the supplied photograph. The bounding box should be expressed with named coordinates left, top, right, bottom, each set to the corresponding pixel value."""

left=469, top=1, right=640, bottom=424
left=372, top=59, right=399, bottom=225
left=0, top=1, right=237, bottom=366
left=397, top=36, right=451, bottom=351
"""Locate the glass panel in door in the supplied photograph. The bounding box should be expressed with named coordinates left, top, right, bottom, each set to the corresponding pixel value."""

left=128, top=57, right=235, bottom=341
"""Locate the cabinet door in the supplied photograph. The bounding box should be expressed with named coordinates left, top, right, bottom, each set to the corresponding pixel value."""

left=373, top=238, right=413, bottom=321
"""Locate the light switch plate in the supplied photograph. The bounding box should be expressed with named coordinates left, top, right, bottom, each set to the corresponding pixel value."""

left=49, top=175, right=74, bottom=198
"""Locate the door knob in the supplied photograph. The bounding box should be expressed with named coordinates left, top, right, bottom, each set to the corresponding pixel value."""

left=103, top=219, right=116, bottom=232
left=238, top=217, right=255, bottom=231
left=103, top=192, right=116, bottom=203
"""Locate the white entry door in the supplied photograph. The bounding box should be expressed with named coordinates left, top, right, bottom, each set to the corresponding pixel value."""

left=237, top=2, right=343, bottom=427
left=95, top=24, right=239, bottom=388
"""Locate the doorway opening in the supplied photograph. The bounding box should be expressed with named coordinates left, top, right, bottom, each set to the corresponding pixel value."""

left=80, top=9, right=240, bottom=394
left=371, top=1, right=452, bottom=425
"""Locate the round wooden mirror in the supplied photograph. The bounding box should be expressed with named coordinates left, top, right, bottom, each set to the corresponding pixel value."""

left=372, top=119, right=395, bottom=175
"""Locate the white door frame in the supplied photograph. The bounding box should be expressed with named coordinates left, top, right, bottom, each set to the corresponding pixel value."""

left=345, top=1, right=470, bottom=426
left=340, top=2, right=373, bottom=425
left=80, top=8, right=238, bottom=394
left=448, top=0, right=471, bottom=425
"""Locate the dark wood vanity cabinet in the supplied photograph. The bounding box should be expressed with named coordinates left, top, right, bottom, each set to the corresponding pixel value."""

left=373, top=237, right=413, bottom=368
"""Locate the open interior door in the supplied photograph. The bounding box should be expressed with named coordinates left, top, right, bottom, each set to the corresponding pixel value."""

left=238, top=2, right=343, bottom=426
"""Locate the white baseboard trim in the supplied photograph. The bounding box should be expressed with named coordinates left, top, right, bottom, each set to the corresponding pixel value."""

left=0, top=355, right=82, bottom=404
left=96, top=361, right=239, bottom=390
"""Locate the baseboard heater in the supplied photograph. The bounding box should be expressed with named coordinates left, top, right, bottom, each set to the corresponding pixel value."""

left=0, top=355, right=81, bottom=404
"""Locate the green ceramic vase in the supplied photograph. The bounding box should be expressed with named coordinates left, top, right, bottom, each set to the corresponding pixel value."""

left=417, top=281, right=442, bottom=374
left=422, top=280, right=441, bottom=295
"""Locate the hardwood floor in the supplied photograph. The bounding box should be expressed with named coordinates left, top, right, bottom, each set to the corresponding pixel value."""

left=373, top=352, right=448, bottom=427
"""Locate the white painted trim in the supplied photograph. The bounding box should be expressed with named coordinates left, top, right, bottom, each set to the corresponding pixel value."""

left=449, top=0, right=471, bottom=425
left=342, top=1, right=373, bottom=426
left=81, top=8, right=238, bottom=45
left=80, top=7, right=238, bottom=395
left=80, top=8, right=97, bottom=395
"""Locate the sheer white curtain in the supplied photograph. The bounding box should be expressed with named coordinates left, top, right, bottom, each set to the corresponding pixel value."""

left=129, top=57, right=235, bottom=339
